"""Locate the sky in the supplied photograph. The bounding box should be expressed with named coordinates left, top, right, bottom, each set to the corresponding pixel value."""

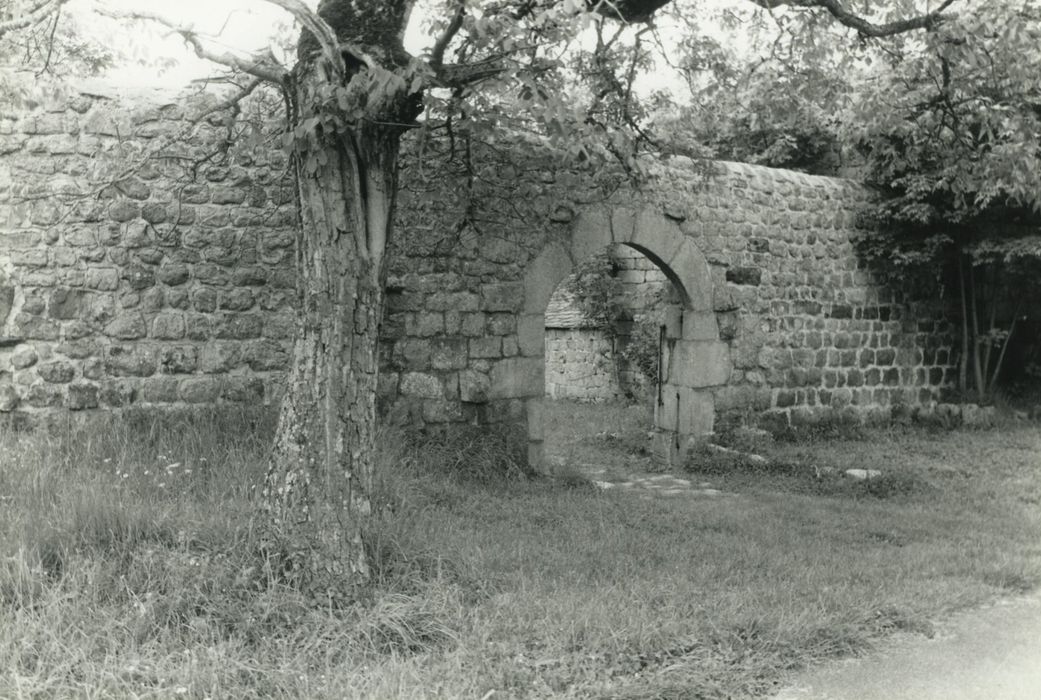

left=80, top=0, right=751, bottom=94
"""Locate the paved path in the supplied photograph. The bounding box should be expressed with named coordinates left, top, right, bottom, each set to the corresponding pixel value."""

left=773, top=594, right=1041, bottom=700
left=548, top=456, right=728, bottom=498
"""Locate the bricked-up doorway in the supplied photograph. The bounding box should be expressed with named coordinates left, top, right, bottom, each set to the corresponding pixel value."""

left=517, top=207, right=731, bottom=472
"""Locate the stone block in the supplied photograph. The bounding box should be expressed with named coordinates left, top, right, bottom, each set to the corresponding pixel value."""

left=400, top=372, right=443, bottom=399
left=611, top=208, right=637, bottom=242
left=527, top=440, right=545, bottom=473
left=459, top=369, right=490, bottom=403
left=122, top=265, right=155, bottom=290
left=527, top=398, right=544, bottom=441
left=198, top=343, right=242, bottom=375
left=211, top=187, right=246, bottom=205
left=655, top=388, right=678, bottom=432
left=62, top=382, right=97, bottom=410
left=667, top=340, right=731, bottom=388
left=677, top=387, right=714, bottom=436
left=179, top=377, right=222, bottom=403
left=220, top=288, right=255, bottom=311
left=38, top=361, right=75, bottom=384
left=487, top=313, right=516, bottom=336
left=100, top=380, right=135, bottom=407
left=104, top=314, right=146, bottom=340
left=522, top=244, right=572, bottom=313
left=726, top=267, right=762, bottom=286
left=649, top=429, right=683, bottom=469
left=0, top=282, right=13, bottom=326
left=152, top=313, right=185, bottom=340
left=517, top=314, right=544, bottom=357
left=630, top=210, right=684, bottom=269
left=159, top=346, right=198, bottom=374
left=140, top=377, right=180, bottom=403
left=25, top=384, right=63, bottom=408
left=106, top=346, right=157, bottom=377
left=157, top=264, right=190, bottom=286
left=0, top=385, right=19, bottom=412
left=429, top=338, right=468, bottom=371
left=394, top=338, right=431, bottom=369
left=469, top=336, right=501, bottom=359
left=215, top=313, right=262, bottom=340
left=85, top=268, right=119, bottom=291
left=193, top=288, right=218, bottom=313
left=11, top=348, right=37, bottom=369
left=488, top=357, right=543, bottom=399
left=108, top=200, right=140, bottom=222
left=407, top=312, right=444, bottom=337
left=460, top=313, right=486, bottom=337
left=221, top=376, right=265, bottom=403
left=426, top=291, right=479, bottom=312
left=570, top=209, right=612, bottom=263
left=664, top=306, right=683, bottom=340
left=682, top=311, right=719, bottom=341
left=482, top=282, right=525, bottom=312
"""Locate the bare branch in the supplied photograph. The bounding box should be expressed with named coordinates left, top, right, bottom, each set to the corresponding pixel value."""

left=430, top=0, right=467, bottom=70
left=0, top=0, right=70, bottom=39
left=747, top=0, right=959, bottom=37
left=95, top=6, right=287, bottom=84
left=257, top=0, right=345, bottom=77
left=435, top=59, right=509, bottom=88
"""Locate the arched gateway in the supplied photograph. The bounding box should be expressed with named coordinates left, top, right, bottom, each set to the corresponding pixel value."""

left=517, top=206, right=732, bottom=471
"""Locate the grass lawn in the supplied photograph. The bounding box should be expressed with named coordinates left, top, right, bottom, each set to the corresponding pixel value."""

left=1, top=401, right=1039, bottom=699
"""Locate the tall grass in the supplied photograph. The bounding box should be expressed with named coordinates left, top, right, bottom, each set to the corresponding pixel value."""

left=2, top=402, right=1040, bottom=698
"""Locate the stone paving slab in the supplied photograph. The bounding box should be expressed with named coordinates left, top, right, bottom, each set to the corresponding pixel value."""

left=564, top=459, right=727, bottom=497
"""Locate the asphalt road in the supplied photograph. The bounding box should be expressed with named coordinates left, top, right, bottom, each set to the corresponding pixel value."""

left=773, top=594, right=1041, bottom=700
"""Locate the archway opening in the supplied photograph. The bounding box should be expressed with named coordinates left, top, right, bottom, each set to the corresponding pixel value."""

left=541, top=242, right=687, bottom=478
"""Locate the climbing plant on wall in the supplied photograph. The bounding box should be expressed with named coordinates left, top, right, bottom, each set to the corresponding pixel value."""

left=566, top=251, right=663, bottom=396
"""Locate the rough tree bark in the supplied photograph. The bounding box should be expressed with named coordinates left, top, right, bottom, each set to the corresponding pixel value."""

left=258, top=0, right=418, bottom=600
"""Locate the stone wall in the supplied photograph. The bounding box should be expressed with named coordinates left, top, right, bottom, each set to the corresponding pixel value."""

left=1, top=85, right=958, bottom=467
left=542, top=243, right=667, bottom=402
left=0, top=84, right=297, bottom=415
left=544, top=329, right=621, bottom=401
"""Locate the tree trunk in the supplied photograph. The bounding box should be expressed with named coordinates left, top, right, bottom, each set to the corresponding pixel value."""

left=969, top=261, right=985, bottom=399
left=260, top=115, right=402, bottom=601
left=958, top=254, right=970, bottom=396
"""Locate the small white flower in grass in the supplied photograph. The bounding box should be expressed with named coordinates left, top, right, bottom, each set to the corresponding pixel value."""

left=158, top=482, right=166, bottom=488
left=167, top=462, right=181, bottom=470
left=103, top=458, right=111, bottom=464
left=175, top=687, right=188, bottom=695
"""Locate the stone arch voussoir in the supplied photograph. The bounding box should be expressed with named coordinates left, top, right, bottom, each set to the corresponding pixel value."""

left=515, top=205, right=725, bottom=472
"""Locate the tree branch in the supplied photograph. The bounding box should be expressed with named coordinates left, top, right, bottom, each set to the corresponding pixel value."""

left=257, top=0, right=345, bottom=77
left=430, top=0, right=467, bottom=70
left=96, top=6, right=287, bottom=84
left=0, top=0, right=70, bottom=39
left=747, top=0, right=958, bottom=37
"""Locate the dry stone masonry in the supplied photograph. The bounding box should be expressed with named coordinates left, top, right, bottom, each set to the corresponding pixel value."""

left=0, top=83, right=957, bottom=468
left=0, top=84, right=298, bottom=418
left=544, top=244, right=669, bottom=402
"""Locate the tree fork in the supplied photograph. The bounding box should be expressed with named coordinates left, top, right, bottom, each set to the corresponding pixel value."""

left=259, top=12, right=417, bottom=598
